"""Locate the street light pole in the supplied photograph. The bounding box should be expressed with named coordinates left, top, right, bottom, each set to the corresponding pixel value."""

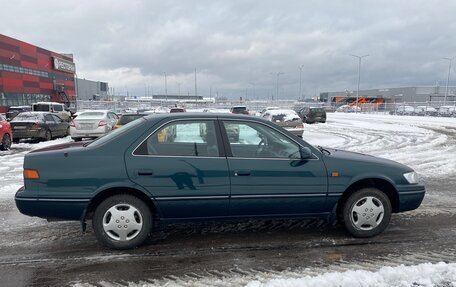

left=298, top=64, right=304, bottom=100
left=350, top=54, right=369, bottom=114
left=163, top=72, right=168, bottom=96
left=271, top=72, right=284, bottom=101
left=443, top=57, right=455, bottom=106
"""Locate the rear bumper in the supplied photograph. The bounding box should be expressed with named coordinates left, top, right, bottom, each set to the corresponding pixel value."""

left=13, top=129, right=45, bottom=139
left=15, top=189, right=88, bottom=221
left=396, top=184, right=426, bottom=212
left=70, top=127, right=107, bottom=138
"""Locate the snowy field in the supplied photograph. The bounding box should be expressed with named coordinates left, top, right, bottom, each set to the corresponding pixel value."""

left=1, top=113, right=456, bottom=287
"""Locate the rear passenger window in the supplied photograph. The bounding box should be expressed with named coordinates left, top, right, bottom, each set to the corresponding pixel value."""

left=134, top=120, right=219, bottom=157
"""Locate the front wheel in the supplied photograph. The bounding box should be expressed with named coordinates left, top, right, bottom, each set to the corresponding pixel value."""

left=92, top=194, right=152, bottom=249
left=342, top=188, right=392, bottom=238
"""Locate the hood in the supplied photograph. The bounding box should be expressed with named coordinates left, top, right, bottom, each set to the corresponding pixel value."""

left=323, top=147, right=412, bottom=171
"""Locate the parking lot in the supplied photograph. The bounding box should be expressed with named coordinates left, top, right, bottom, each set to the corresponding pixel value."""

left=0, top=113, right=455, bottom=286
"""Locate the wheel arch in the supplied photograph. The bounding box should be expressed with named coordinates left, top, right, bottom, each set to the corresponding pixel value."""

left=336, top=177, right=399, bottom=220
left=83, top=186, right=160, bottom=222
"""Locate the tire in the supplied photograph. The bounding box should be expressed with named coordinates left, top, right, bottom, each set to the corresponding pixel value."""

left=72, top=137, right=82, bottom=142
left=342, top=188, right=392, bottom=238
left=0, top=134, right=11, bottom=150
left=92, top=194, right=152, bottom=249
left=43, top=130, right=52, bottom=141
left=65, top=127, right=70, bottom=137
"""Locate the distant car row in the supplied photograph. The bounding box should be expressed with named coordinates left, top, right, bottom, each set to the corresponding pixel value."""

left=392, top=105, right=456, bottom=117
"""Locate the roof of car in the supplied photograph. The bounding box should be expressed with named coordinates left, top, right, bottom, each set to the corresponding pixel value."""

left=143, top=112, right=261, bottom=122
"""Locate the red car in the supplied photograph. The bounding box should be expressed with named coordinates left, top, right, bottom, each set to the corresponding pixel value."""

left=0, top=114, right=13, bottom=150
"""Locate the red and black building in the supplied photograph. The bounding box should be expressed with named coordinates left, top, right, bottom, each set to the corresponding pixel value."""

left=0, top=34, right=76, bottom=113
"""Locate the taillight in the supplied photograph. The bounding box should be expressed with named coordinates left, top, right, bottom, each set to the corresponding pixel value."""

left=31, top=124, right=41, bottom=129
left=23, top=169, right=40, bottom=179
left=70, top=121, right=75, bottom=127
left=98, top=121, right=106, bottom=127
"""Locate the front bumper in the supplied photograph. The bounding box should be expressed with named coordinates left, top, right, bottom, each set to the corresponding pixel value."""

left=396, top=184, right=426, bottom=212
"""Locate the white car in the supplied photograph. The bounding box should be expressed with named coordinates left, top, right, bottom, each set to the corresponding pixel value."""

left=414, top=106, right=438, bottom=116
left=336, top=104, right=360, bottom=113
left=70, top=110, right=119, bottom=141
left=32, top=102, right=71, bottom=122
left=395, top=105, right=415, bottom=115
left=262, top=109, right=304, bottom=138
left=438, top=106, right=456, bottom=117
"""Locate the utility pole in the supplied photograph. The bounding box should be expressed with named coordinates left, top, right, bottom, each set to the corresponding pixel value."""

left=443, top=57, right=455, bottom=106
left=194, top=68, right=197, bottom=97
left=350, top=54, right=369, bottom=114
left=270, top=72, right=284, bottom=101
left=298, top=64, right=304, bottom=100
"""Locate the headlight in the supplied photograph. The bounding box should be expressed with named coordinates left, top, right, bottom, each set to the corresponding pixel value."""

left=403, top=171, right=419, bottom=184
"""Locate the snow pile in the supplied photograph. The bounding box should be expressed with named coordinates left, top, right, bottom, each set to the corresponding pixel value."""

left=71, top=262, right=456, bottom=287
left=246, top=262, right=456, bottom=287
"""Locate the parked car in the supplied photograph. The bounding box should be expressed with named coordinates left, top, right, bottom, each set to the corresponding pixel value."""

left=394, top=105, right=415, bottom=116
left=6, top=106, right=31, bottom=121
left=0, top=114, right=13, bottom=150
left=296, top=107, right=327, bottom=123
left=10, top=112, right=69, bottom=142
left=70, top=110, right=119, bottom=141
left=438, top=106, right=456, bottom=117
left=259, top=106, right=280, bottom=116
left=336, top=104, right=360, bottom=113
left=262, top=109, right=304, bottom=138
left=32, top=102, right=71, bottom=122
left=15, top=113, right=425, bottom=249
left=230, top=105, right=249, bottom=115
left=114, top=113, right=148, bottom=129
left=414, top=106, right=438, bottom=116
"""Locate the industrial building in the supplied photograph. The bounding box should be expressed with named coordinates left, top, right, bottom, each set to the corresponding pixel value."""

left=320, top=86, right=456, bottom=106
left=76, top=78, right=109, bottom=101
left=0, top=34, right=76, bottom=113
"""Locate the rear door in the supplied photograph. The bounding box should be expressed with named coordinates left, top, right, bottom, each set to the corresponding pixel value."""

left=125, top=119, right=231, bottom=219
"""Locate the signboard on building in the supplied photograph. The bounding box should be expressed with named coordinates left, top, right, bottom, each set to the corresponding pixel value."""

left=53, top=57, right=76, bottom=74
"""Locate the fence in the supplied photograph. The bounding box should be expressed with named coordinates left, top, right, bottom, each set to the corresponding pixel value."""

left=75, top=100, right=456, bottom=117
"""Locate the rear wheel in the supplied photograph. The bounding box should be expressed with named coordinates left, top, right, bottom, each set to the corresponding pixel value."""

left=92, top=194, right=152, bottom=249
left=43, top=130, right=52, bottom=141
left=342, top=188, right=392, bottom=238
left=72, top=137, right=82, bottom=142
left=0, top=134, right=11, bottom=150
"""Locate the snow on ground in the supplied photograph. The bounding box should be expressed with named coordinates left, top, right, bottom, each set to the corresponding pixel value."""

left=0, top=137, right=72, bottom=199
left=71, top=261, right=456, bottom=287
left=303, top=113, right=456, bottom=179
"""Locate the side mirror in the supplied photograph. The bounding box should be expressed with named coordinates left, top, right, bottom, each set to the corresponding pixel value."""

left=299, top=147, right=312, bottom=159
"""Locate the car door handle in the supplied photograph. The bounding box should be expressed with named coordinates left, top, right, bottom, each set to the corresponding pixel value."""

left=234, top=170, right=251, bottom=176
left=137, top=169, right=154, bottom=176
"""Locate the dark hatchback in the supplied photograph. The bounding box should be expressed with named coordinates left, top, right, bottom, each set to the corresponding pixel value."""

left=11, top=112, right=69, bottom=142
left=296, top=107, right=327, bottom=123
left=16, top=113, right=425, bottom=249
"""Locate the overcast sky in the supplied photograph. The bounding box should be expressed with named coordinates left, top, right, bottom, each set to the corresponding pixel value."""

left=3, top=0, right=456, bottom=99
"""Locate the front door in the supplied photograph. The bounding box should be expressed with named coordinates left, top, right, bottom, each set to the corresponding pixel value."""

left=221, top=120, right=328, bottom=217
left=126, top=119, right=230, bottom=219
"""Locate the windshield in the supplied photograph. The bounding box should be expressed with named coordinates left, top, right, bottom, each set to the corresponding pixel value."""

left=78, top=112, right=105, bottom=118
left=117, top=114, right=145, bottom=125
left=33, top=104, right=50, bottom=112
left=88, top=117, right=146, bottom=148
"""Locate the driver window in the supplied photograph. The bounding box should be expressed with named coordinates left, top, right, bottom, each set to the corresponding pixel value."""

left=223, top=121, right=301, bottom=159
